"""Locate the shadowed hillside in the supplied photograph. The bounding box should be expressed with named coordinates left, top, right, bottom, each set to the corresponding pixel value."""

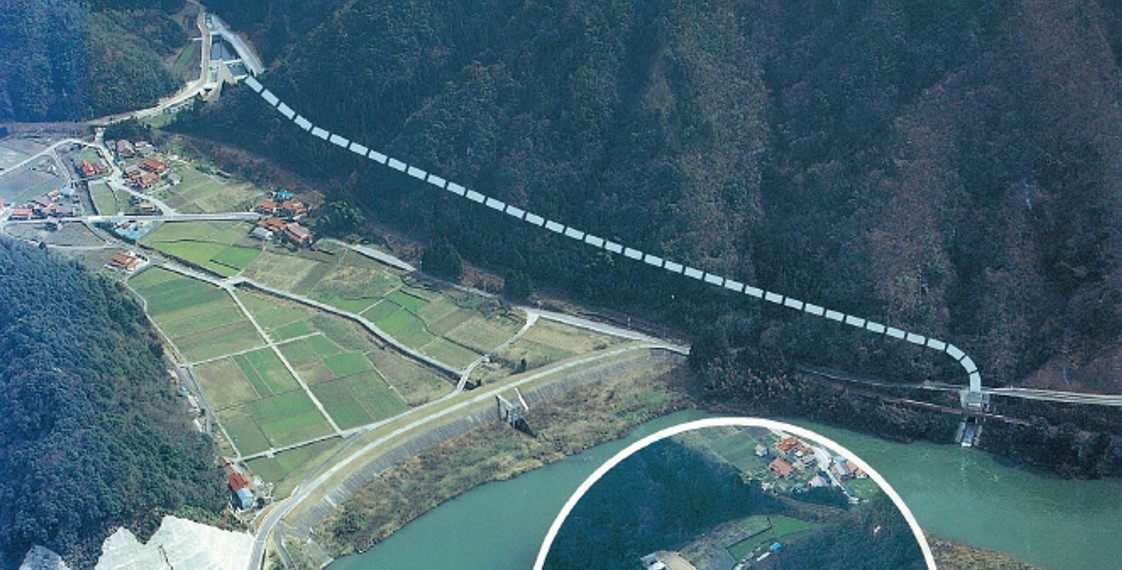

left=175, top=0, right=1122, bottom=475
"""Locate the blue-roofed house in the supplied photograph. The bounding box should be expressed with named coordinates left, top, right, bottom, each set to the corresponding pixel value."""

left=236, top=488, right=254, bottom=509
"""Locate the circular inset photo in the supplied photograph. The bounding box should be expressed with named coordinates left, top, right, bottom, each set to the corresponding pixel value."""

left=536, top=418, right=935, bottom=570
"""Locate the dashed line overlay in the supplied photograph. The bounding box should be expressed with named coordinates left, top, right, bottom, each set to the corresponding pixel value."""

left=242, top=74, right=983, bottom=393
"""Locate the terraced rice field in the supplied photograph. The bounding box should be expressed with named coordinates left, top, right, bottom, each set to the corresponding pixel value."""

left=128, top=267, right=263, bottom=360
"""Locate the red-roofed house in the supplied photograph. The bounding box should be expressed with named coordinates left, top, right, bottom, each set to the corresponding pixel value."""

left=11, top=207, right=32, bottom=220
left=109, top=250, right=143, bottom=271
left=256, top=199, right=279, bottom=215
left=284, top=222, right=313, bottom=245
left=768, top=458, right=794, bottom=479
left=140, top=157, right=168, bottom=175
left=280, top=200, right=307, bottom=218
left=258, top=217, right=288, bottom=233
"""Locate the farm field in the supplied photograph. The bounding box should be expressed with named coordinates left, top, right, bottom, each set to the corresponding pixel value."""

left=240, top=290, right=451, bottom=424
left=217, top=389, right=335, bottom=455
left=141, top=221, right=261, bottom=276
left=242, top=244, right=525, bottom=370
left=152, top=164, right=263, bottom=213
left=128, top=267, right=264, bottom=361
left=4, top=222, right=105, bottom=247
left=727, top=515, right=819, bottom=561
left=246, top=438, right=345, bottom=497
left=89, top=181, right=128, bottom=215
left=472, top=319, right=621, bottom=383
left=0, top=159, right=66, bottom=204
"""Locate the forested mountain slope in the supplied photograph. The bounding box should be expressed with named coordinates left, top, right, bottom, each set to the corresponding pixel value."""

left=0, top=240, right=225, bottom=569
left=0, top=0, right=189, bottom=121
left=175, top=0, right=1122, bottom=473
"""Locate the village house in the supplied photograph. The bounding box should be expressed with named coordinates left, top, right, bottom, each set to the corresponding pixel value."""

left=76, top=160, right=96, bottom=178
left=283, top=222, right=313, bottom=246
left=46, top=189, right=62, bottom=202
left=256, top=199, right=279, bottom=215
left=768, top=458, right=795, bottom=479
left=108, top=250, right=144, bottom=272
left=258, top=217, right=288, bottom=233
left=130, top=171, right=160, bottom=189
left=280, top=199, right=307, bottom=218
left=272, top=189, right=293, bottom=201
left=140, top=157, right=169, bottom=175
left=134, top=141, right=155, bottom=157
left=249, top=226, right=274, bottom=241
left=116, top=139, right=135, bottom=159
left=10, top=207, right=33, bottom=220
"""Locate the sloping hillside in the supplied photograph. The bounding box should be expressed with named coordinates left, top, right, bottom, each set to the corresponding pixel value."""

left=176, top=0, right=1122, bottom=473
left=0, top=240, right=225, bottom=569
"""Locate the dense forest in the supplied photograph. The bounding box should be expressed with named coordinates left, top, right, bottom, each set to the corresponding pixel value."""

left=0, top=239, right=225, bottom=569
left=766, top=494, right=926, bottom=570
left=0, top=0, right=188, bottom=121
left=172, top=0, right=1122, bottom=475
left=543, top=439, right=779, bottom=569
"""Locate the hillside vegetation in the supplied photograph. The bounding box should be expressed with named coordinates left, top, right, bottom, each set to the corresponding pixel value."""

left=176, top=0, right=1122, bottom=474
left=0, top=240, right=225, bottom=569
left=0, top=0, right=188, bottom=121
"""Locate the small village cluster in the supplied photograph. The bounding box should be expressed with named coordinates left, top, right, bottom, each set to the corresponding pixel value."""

left=252, top=189, right=314, bottom=245
left=757, top=435, right=866, bottom=499
left=6, top=186, right=78, bottom=224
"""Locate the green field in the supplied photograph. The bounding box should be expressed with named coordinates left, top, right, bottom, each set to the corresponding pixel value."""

left=129, top=267, right=264, bottom=360
left=246, top=438, right=344, bottom=497
left=217, top=389, right=335, bottom=452
left=234, top=349, right=300, bottom=395
left=192, top=358, right=259, bottom=409
left=154, top=164, right=263, bottom=213
left=477, top=319, right=620, bottom=382
left=241, top=245, right=526, bottom=371
left=279, top=334, right=408, bottom=428
left=142, top=221, right=261, bottom=276
left=238, top=290, right=442, bottom=424
left=727, top=515, right=820, bottom=561
left=89, top=181, right=127, bottom=215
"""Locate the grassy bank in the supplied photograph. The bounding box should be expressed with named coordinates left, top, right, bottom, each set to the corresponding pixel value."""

left=316, top=357, right=693, bottom=556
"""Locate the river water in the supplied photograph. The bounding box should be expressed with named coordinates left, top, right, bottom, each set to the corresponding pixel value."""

left=329, top=411, right=1122, bottom=570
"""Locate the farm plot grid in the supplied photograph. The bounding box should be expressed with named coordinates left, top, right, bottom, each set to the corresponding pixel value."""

left=240, top=246, right=526, bottom=369
left=140, top=221, right=262, bottom=277
left=128, top=267, right=264, bottom=361
left=239, top=290, right=452, bottom=427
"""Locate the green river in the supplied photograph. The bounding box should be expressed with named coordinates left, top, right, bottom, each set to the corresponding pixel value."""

left=329, top=411, right=1122, bottom=570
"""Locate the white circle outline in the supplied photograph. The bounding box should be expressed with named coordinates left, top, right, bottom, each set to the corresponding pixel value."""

left=533, top=417, right=937, bottom=569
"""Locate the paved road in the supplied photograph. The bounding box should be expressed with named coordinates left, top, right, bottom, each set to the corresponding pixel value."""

left=0, top=138, right=89, bottom=175
left=243, top=76, right=985, bottom=393
left=248, top=342, right=673, bottom=569
left=323, top=238, right=415, bottom=272
left=1, top=212, right=262, bottom=225
left=89, top=6, right=216, bottom=126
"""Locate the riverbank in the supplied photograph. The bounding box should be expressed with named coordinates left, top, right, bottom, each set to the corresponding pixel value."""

left=315, top=353, right=693, bottom=559
left=927, top=536, right=1040, bottom=570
